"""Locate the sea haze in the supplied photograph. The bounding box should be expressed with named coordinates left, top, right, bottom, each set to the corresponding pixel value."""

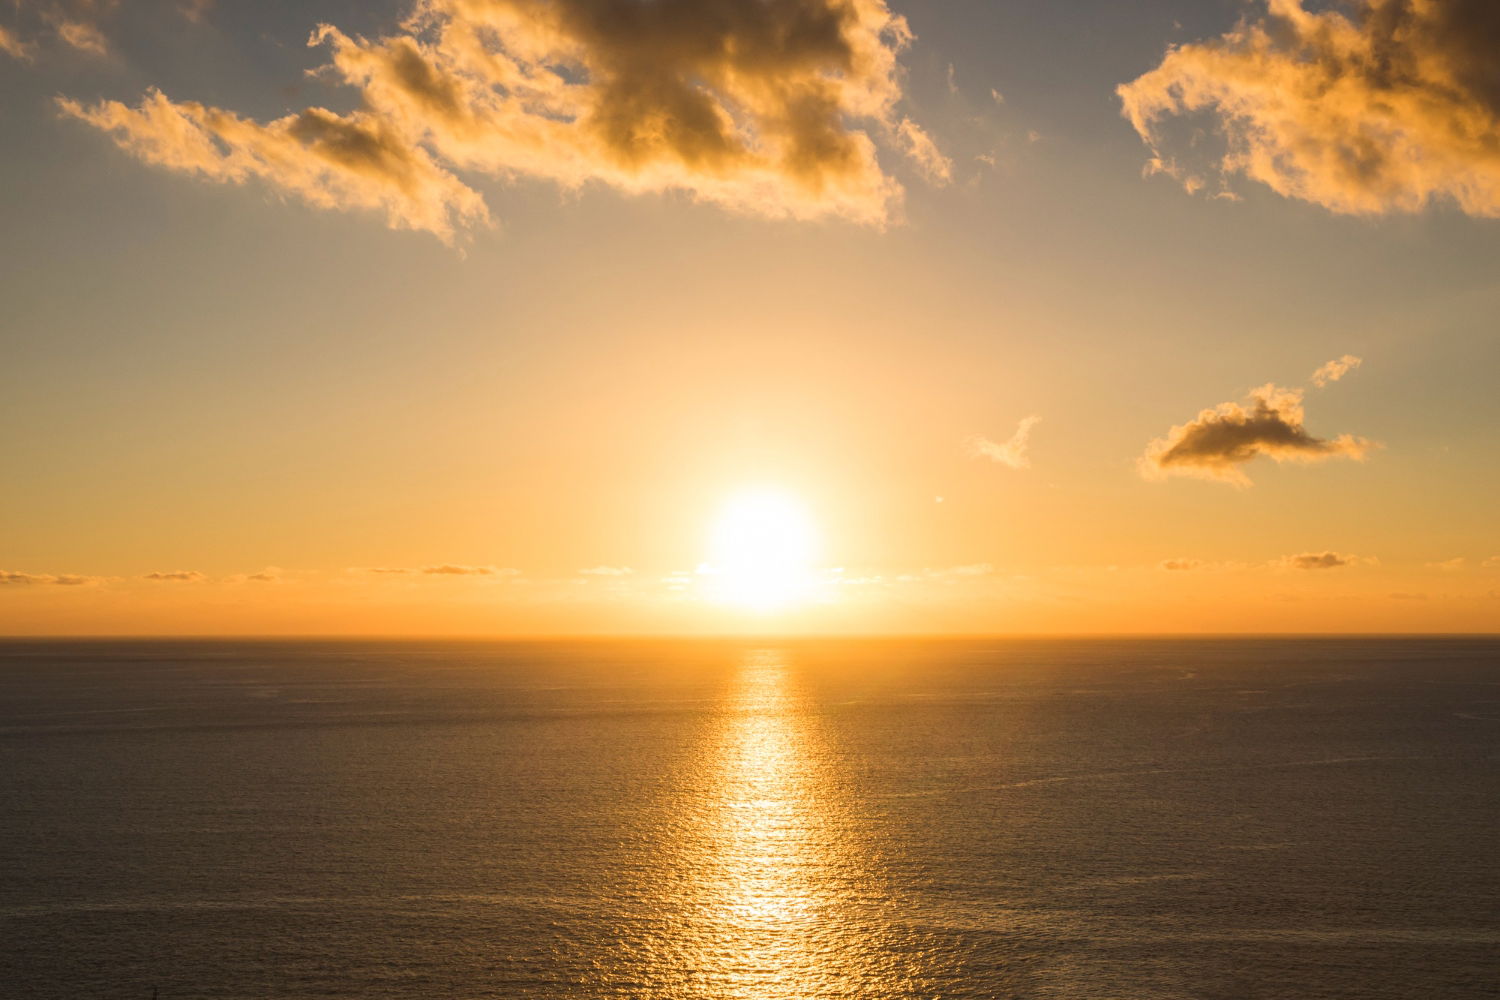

left=1, top=637, right=1497, bottom=999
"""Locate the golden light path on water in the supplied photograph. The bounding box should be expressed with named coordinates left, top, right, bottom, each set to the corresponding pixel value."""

left=651, top=648, right=928, bottom=999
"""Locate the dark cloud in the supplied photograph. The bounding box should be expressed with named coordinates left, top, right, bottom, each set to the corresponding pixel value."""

left=1141, top=384, right=1373, bottom=486
left=1119, top=0, right=1500, bottom=216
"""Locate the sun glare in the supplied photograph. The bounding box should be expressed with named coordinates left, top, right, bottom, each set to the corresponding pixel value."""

left=706, top=489, right=821, bottom=611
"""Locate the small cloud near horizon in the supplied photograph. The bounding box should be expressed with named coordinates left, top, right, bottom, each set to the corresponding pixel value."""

left=1277, top=551, right=1363, bottom=571
left=364, top=564, right=519, bottom=577
left=1, top=569, right=100, bottom=586
left=142, top=570, right=208, bottom=582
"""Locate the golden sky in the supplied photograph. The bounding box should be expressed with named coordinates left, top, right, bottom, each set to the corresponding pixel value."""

left=2, top=0, right=1499, bottom=634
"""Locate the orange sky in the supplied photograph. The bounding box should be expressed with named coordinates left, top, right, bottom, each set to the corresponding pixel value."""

left=2, top=0, right=1499, bottom=634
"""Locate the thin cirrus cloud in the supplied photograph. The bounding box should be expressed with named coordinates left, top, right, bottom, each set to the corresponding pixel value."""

left=970, top=415, right=1041, bottom=470
left=60, top=0, right=947, bottom=243
left=1140, top=362, right=1373, bottom=487
left=1118, top=0, right=1500, bottom=217
left=142, top=570, right=207, bottom=581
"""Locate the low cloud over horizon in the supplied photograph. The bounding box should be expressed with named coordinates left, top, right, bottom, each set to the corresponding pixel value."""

left=1118, top=0, right=1500, bottom=217
left=58, top=0, right=945, bottom=242
left=1279, top=551, right=1361, bottom=571
left=1, top=569, right=99, bottom=586
left=365, top=564, right=520, bottom=577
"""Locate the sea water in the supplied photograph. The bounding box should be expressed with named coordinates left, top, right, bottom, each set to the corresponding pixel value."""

left=1, top=638, right=1496, bottom=998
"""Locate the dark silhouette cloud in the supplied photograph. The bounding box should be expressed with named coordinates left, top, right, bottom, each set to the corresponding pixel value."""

left=1141, top=383, right=1372, bottom=486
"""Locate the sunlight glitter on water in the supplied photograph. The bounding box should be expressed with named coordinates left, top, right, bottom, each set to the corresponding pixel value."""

left=669, top=648, right=901, bottom=999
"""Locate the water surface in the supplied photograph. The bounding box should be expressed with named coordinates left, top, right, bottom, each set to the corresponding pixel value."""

left=2, top=638, right=1496, bottom=998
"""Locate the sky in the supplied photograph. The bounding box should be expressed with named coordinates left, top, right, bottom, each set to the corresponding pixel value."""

left=2, top=0, right=1499, bottom=635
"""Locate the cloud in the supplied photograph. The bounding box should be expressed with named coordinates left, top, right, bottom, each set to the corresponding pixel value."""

left=365, top=564, right=519, bottom=576
left=0, top=1, right=119, bottom=60
left=422, top=563, right=514, bottom=576
left=179, top=0, right=213, bottom=24
left=1278, top=551, right=1357, bottom=570
left=1426, top=557, right=1466, bottom=571
left=1118, top=0, right=1500, bottom=217
left=579, top=566, right=634, bottom=576
left=60, top=90, right=491, bottom=245
left=1484, top=556, right=1500, bottom=569
left=1141, top=383, right=1373, bottom=486
left=0, top=25, right=36, bottom=61
left=0, top=570, right=99, bottom=586
left=1311, top=354, right=1362, bottom=387
left=1161, top=558, right=1203, bottom=571
left=143, top=570, right=207, bottom=581
left=62, top=0, right=941, bottom=239
left=970, top=414, right=1041, bottom=470
left=896, top=117, right=953, bottom=184
left=54, top=16, right=107, bottom=56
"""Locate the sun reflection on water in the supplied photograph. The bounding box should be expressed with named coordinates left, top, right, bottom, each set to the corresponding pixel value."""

left=664, top=648, right=918, bottom=999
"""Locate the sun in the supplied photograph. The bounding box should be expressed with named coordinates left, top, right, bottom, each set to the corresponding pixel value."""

left=705, top=488, right=822, bottom=611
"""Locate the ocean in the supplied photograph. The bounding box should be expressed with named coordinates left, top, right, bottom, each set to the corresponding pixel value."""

left=1, top=637, right=1496, bottom=999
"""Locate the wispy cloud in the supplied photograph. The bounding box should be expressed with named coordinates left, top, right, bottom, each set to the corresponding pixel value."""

left=0, top=25, right=36, bottom=61
left=1141, top=384, right=1372, bottom=486
left=54, top=16, right=107, bottom=56
left=1311, top=354, right=1362, bottom=388
left=1119, top=0, right=1500, bottom=217
left=62, top=0, right=943, bottom=240
left=970, top=414, right=1041, bottom=470
left=60, top=91, right=491, bottom=245
left=1426, top=557, right=1467, bottom=571
left=0, top=1, right=120, bottom=61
